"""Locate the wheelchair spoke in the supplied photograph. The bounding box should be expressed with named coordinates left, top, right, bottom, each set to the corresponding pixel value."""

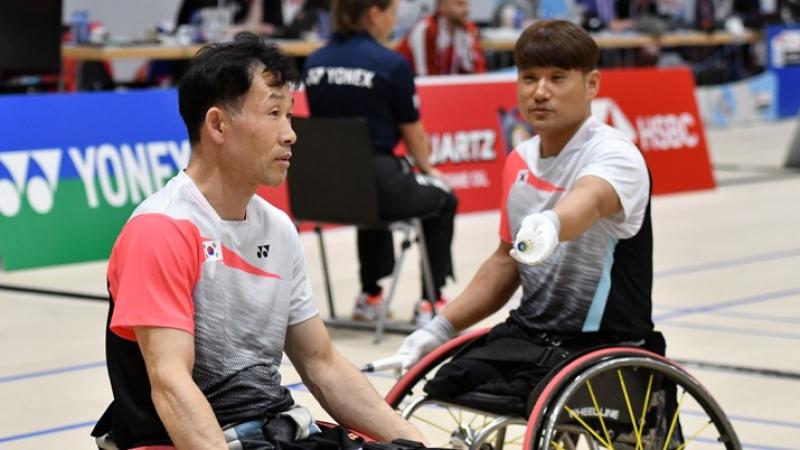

left=585, top=380, right=614, bottom=450
left=636, top=374, right=654, bottom=448
left=466, top=412, right=480, bottom=429
left=445, top=405, right=461, bottom=425
left=564, top=405, right=614, bottom=449
left=661, top=389, right=687, bottom=450
left=550, top=440, right=568, bottom=450
left=409, top=413, right=456, bottom=435
left=504, top=433, right=524, bottom=445
left=674, top=419, right=713, bottom=450
left=616, top=369, right=642, bottom=450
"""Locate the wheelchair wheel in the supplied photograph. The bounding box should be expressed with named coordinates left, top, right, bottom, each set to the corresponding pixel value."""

left=525, top=347, right=741, bottom=450
left=385, top=330, right=529, bottom=450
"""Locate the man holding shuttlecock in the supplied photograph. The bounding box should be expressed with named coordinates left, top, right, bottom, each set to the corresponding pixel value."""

left=387, top=20, right=659, bottom=415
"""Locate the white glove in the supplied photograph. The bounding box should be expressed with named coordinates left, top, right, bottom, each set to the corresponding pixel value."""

left=395, top=315, right=455, bottom=371
left=509, top=210, right=560, bottom=266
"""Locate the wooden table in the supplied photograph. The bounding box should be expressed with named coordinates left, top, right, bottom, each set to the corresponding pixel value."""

left=62, top=30, right=759, bottom=62
left=62, top=39, right=321, bottom=61
left=480, top=29, right=760, bottom=51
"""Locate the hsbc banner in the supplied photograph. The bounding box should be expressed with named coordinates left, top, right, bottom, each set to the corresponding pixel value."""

left=596, top=68, right=715, bottom=194
left=402, top=67, right=715, bottom=214
left=1, top=67, right=712, bottom=270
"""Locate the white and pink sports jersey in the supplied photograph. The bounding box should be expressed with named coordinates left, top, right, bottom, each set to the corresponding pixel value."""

left=500, top=116, right=654, bottom=338
left=106, top=171, right=317, bottom=431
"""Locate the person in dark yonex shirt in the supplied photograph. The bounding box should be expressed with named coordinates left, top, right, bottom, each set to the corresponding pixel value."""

left=305, top=0, right=458, bottom=326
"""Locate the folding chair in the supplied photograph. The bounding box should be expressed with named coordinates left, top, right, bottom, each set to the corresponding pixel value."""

left=287, top=116, right=437, bottom=343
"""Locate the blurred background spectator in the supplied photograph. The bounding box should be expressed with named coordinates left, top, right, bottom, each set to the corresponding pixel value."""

left=141, top=0, right=331, bottom=85
left=396, top=0, right=487, bottom=75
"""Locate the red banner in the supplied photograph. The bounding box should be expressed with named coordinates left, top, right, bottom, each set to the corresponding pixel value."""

left=262, top=67, right=714, bottom=217
left=596, top=68, right=716, bottom=194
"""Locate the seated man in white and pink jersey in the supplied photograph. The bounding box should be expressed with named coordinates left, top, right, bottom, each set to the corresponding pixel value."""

left=396, top=0, right=486, bottom=76
left=91, top=32, right=424, bottom=450
left=392, top=20, right=662, bottom=416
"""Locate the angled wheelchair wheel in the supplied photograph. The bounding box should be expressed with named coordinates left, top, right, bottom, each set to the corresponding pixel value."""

left=524, top=347, right=741, bottom=450
left=385, top=329, right=530, bottom=450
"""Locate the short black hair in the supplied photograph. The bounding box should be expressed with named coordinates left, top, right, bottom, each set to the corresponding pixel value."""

left=514, top=20, right=599, bottom=73
left=178, top=32, right=301, bottom=144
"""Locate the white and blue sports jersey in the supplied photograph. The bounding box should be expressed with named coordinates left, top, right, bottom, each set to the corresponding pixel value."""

left=500, top=117, right=654, bottom=339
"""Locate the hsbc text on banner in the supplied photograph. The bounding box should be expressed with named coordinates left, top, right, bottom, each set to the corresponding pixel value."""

left=595, top=67, right=715, bottom=194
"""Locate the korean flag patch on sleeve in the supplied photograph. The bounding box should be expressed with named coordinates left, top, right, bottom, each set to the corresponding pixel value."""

left=202, top=240, right=223, bottom=262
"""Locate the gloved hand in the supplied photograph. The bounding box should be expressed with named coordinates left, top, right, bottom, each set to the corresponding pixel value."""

left=395, top=315, right=455, bottom=371
left=509, top=210, right=560, bottom=266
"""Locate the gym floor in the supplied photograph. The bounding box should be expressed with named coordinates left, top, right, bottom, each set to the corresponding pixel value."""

left=1, top=119, right=798, bottom=449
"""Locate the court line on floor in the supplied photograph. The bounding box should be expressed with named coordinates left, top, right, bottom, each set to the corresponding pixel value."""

left=0, top=420, right=96, bottom=444
left=0, top=361, right=106, bottom=384
left=658, top=320, right=800, bottom=341
left=0, top=283, right=107, bottom=301
left=655, top=248, right=800, bottom=278
left=653, top=288, right=800, bottom=322
left=654, top=307, right=800, bottom=325
left=0, top=358, right=295, bottom=386
left=674, top=359, right=800, bottom=381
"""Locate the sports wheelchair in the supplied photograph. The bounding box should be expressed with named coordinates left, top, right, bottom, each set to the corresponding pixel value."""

left=384, top=329, right=740, bottom=450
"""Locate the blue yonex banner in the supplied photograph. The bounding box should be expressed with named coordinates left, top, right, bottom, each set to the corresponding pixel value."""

left=0, top=89, right=190, bottom=270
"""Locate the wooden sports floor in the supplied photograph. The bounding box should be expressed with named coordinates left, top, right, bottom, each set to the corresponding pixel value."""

left=1, top=119, right=798, bottom=449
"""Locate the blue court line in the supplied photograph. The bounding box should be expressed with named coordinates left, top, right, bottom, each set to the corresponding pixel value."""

left=653, top=288, right=800, bottom=322
left=0, top=359, right=294, bottom=386
left=658, top=320, right=800, bottom=340
left=655, top=248, right=800, bottom=278
left=0, top=361, right=105, bottom=384
left=654, top=307, right=800, bottom=325
left=0, top=420, right=96, bottom=444
left=706, top=310, right=800, bottom=324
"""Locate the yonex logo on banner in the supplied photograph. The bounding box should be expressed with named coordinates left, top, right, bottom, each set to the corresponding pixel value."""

left=0, top=149, right=62, bottom=217
left=0, top=140, right=191, bottom=218
left=67, top=140, right=190, bottom=208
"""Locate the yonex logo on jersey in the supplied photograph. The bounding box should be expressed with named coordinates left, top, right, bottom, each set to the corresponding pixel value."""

left=305, top=66, right=375, bottom=88
left=256, top=244, right=270, bottom=259
left=203, top=240, right=223, bottom=262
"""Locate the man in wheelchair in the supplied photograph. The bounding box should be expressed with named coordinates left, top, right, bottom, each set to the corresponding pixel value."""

left=91, top=33, right=424, bottom=449
left=395, top=20, right=739, bottom=450
left=395, top=19, right=659, bottom=418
